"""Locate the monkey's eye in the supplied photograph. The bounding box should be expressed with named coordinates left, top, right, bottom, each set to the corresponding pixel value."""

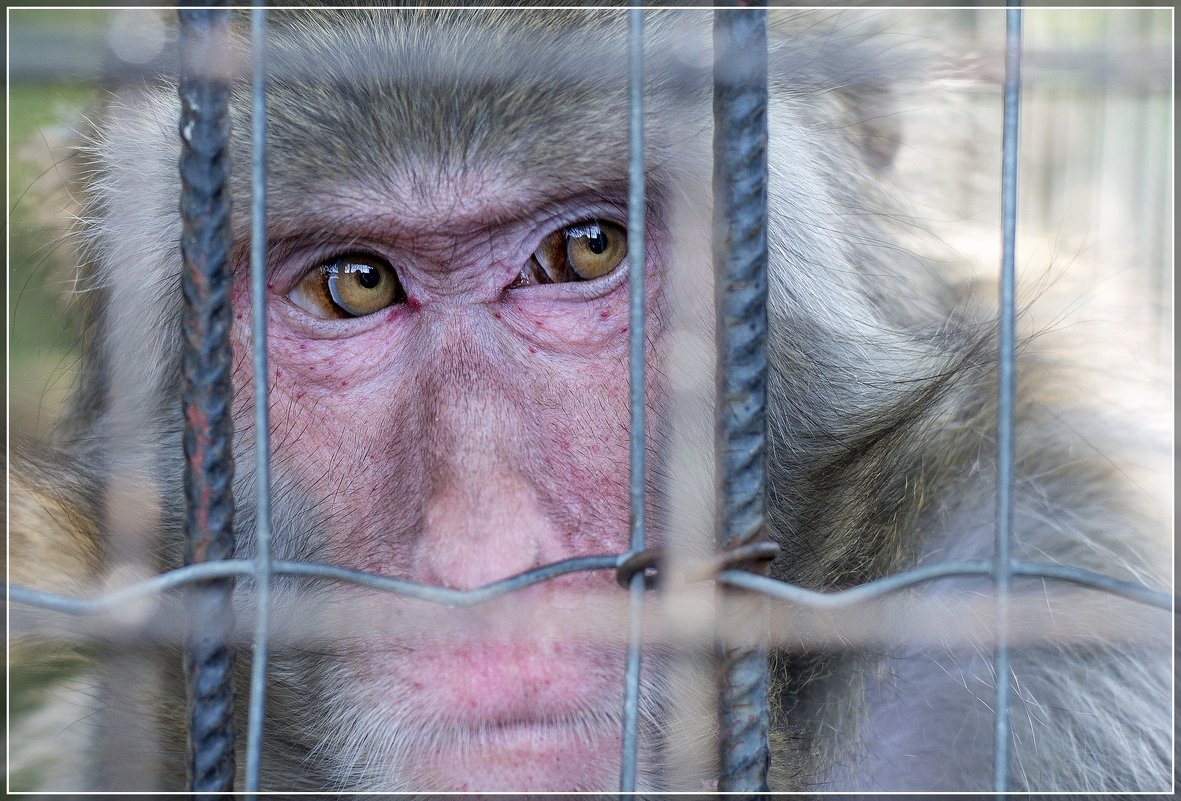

left=289, top=255, right=406, bottom=318
left=515, top=220, right=628, bottom=287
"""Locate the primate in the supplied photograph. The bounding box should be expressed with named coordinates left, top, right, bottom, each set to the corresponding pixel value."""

left=8, top=8, right=1172, bottom=793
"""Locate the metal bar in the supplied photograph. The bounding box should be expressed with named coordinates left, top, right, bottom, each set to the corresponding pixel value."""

left=178, top=2, right=237, bottom=795
left=6, top=555, right=624, bottom=615
left=619, top=5, right=648, bottom=795
left=712, top=4, right=771, bottom=794
left=721, top=561, right=1175, bottom=611
left=244, top=5, right=271, bottom=795
left=7, top=555, right=1173, bottom=620
left=994, top=4, right=1024, bottom=794
left=721, top=561, right=997, bottom=610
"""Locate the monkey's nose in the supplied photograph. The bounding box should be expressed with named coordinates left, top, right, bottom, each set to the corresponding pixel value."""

left=415, top=474, right=555, bottom=590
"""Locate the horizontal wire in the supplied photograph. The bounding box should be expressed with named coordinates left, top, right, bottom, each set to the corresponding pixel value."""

left=719, top=560, right=1173, bottom=611
left=5, top=554, right=1171, bottom=616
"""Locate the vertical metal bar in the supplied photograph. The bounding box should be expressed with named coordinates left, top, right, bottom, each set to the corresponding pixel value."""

left=712, top=4, right=770, bottom=794
left=178, top=2, right=237, bottom=795
left=994, top=4, right=1024, bottom=794
left=619, top=7, right=647, bottom=795
left=244, top=5, right=271, bottom=795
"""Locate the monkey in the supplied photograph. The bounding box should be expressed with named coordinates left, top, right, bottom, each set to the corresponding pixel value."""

left=7, top=6, right=1172, bottom=794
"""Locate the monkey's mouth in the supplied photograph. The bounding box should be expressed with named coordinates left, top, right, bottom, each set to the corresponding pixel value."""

left=403, top=711, right=625, bottom=791
left=465, top=713, right=618, bottom=742
left=345, top=637, right=636, bottom=790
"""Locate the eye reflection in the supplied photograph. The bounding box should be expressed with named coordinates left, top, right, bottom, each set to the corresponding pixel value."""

left=289, top=254, right=406, bottom=319
left=513, top=220, right=628, bottom=287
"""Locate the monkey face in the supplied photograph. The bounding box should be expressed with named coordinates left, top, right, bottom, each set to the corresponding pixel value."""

left=237, top=203, right=657, bottom=789
left=79, top=8, right=718, bottom=791
left=212, top=10, right=688, bottom=791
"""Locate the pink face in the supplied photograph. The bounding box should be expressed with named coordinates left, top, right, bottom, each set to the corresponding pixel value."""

left=230, top=172, right=666, bottom=790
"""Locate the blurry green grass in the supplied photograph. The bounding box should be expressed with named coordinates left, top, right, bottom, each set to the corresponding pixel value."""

left=7, top=646, right=96, bottom=792
left=8, top=80, right=101, bottom=790
left=9, top=81, right=100, bottom=438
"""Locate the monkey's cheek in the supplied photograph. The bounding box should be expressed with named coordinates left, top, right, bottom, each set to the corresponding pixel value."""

left=504, top=292, right=643, bottom=354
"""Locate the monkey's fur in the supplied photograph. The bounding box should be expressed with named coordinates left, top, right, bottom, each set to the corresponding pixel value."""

left=9, top=8, right=1171, bottom=793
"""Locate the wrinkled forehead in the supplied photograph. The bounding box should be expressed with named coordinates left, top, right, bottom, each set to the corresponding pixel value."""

left=242, top=9, right=712, bottom=203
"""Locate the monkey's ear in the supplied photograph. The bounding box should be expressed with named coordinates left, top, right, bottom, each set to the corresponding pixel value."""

left=769, top=12, right=942, bottom=174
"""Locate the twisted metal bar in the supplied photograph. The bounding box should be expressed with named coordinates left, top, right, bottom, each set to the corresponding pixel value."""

left=178, top=3, right=237, bottom=794
left=712, top=4, right=771, bottom=794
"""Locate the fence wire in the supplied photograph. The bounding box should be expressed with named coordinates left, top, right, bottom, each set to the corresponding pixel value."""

left=991, top=7, right=1024, bottom=792
left=619, top=6, right=648, bottom=794
left=244, top=5, right=273, bottom=794
left=4, top=4, right=1174, bottom=797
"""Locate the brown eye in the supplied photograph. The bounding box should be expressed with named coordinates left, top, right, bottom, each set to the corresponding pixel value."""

left=289, top=255, right=405, bottom=319
left=565, top=221, right=627, bottom=279
left=520, top=220, right=628, bottom=286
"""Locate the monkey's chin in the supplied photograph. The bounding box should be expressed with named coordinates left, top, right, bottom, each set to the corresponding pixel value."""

left=340, top=641, right=636, bottom=791
left=406, top=719, right=624, bottom=792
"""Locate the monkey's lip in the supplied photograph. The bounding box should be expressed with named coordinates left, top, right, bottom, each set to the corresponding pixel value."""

left=414, top=709, right=621, bottom=751
left=401, top=640, right=618, bottom=719
left=465, top=713, right=614, bottom=735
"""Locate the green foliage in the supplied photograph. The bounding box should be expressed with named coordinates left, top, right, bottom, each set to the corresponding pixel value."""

left=9, top=82, right=100, bottom=435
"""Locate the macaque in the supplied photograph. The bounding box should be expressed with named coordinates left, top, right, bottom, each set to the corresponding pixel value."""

left=8, top=7, right=1172, bottom=794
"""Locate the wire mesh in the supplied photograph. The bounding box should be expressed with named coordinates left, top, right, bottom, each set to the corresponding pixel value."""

left=992, top=6, right=1024, bottom=792
left=619, top=6, right=648, bottom=794
left=4, top=5, right=1174, bottom=796
left=244, top=5, right=273, bottom=794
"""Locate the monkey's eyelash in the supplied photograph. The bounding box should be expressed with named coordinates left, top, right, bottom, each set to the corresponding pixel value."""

left=511, top=220, right=628, bottom=289
left=288, top=254, right=407, bottom=319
